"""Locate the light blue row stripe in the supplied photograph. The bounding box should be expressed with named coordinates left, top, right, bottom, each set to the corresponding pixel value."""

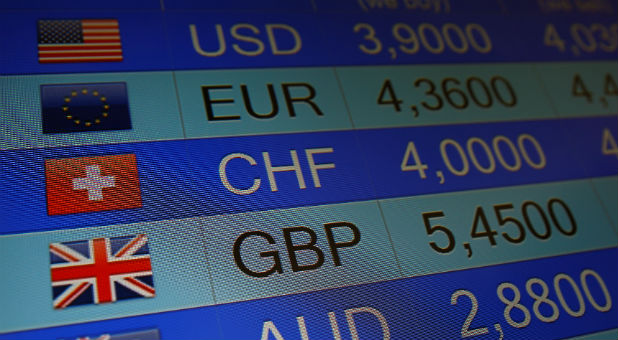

left=2, top=62, right=615, bottom=150
left=1, top=177, right=616, bottom=333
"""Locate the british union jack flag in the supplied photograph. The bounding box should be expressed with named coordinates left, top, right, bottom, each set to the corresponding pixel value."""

left=49, top=234, right=155, bottom=309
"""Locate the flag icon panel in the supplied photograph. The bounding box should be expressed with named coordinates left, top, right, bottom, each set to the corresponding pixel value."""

left=37, top=19, right=123, bottom=63
left=41, top=82, right=131, bottom=134
left=45, top=154, right=142, bottom=215
left=50, top=234, right=155, bottom=309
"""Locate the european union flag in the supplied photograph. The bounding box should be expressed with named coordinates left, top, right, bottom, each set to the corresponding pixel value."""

left=41, top=82, right=131, bottom=134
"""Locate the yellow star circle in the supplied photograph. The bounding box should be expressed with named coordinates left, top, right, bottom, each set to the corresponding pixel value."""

left=62, top=88, right=110, bottom=127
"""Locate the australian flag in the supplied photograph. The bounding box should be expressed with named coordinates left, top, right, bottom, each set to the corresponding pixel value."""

left=41, top=82, right=131, bottom=134
left=50, top=234, right=155, bottom=309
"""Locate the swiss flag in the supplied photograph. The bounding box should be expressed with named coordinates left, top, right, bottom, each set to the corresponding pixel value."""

left=45, top=154, right=142, bottom=215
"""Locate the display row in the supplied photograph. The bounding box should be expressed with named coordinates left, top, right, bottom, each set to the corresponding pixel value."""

left=1, top=0, right=616, bottom=16
left=1, top=62, right=616, bottom=150
left=0, top=177, right=616, bottom=332
left=0, top=116, right=616, bottom=234
left=0, top=10, right=616, bottom=75
left=2, top=244, right=616, bottom=338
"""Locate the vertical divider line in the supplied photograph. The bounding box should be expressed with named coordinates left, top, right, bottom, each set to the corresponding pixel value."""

left=171, top=72, right=188, bottom=139
left=375, top=200, right=404, bottom=276
left=159, top=3, right=187, bottom=139
left=332, top=67, right=357, bottom=129
left=198, top=222, right=222, bottom=303
left=587, top=176, right=618, bottom=236
left=196, top=221, right=226, bottom=339
left=531, top=63, right=561, bottom=119
left=333, top=66, right=405, bottom=277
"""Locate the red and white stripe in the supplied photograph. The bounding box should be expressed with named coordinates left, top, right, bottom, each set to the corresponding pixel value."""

left=53, top=280, right=93, bottom=309
left=50, top=242, right=89, bottom=262
left=114, top=234, right=148, bottom=258
left=116, top=276, right=155, bottom=297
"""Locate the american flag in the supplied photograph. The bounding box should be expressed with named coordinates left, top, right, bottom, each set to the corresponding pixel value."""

left=50, top=234, right=155, bottom=309
left=37, top=19, right=123, bottom=63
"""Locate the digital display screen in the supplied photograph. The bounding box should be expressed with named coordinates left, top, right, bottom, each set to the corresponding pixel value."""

left=0, top=0, right=617, bottom=339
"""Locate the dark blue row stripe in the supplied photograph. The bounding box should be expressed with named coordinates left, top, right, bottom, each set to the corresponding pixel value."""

left=3, top=247, right=616, bottom=339
left=2, top=0, right=616, bottom=17
left=0, top=116, right=616, bottom=234
left=0, top=11, right=615, bottom=75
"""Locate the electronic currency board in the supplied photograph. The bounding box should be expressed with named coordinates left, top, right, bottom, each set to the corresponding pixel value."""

left=0, top=0, right=617, bottom=339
